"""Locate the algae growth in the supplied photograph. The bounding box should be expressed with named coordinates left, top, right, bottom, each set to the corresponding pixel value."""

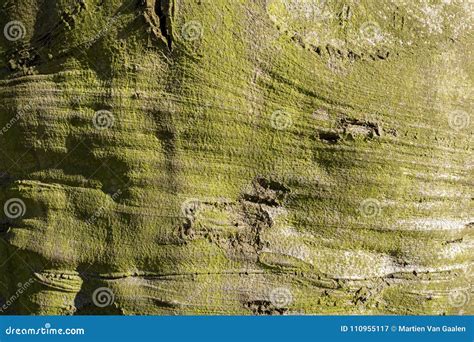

left=0, top=0, right=472, bottom=315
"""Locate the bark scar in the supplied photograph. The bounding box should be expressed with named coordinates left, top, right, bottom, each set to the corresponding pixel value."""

left=143, top=0, right=173, bottom=50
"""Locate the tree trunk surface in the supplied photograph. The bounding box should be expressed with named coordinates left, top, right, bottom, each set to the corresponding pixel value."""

left=0, top=0, right=472, bottom=315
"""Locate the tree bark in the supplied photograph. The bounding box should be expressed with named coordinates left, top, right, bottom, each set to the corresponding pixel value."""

left=0, top=0, right=472, bottom=315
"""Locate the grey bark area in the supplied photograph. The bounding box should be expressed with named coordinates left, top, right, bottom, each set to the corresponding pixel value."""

left=0, top=0, right=472, bottom=315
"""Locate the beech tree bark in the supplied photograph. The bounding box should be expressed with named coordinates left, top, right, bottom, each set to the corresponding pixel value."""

left=0, top=0, right=472, bottom=315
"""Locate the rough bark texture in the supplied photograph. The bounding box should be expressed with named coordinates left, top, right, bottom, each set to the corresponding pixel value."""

left=0, top=0, right=472, bottom=315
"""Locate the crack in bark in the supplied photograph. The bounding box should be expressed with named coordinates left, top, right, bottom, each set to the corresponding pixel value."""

left=143, top=0, right=173, bottom=50
left=154, top=0, right=172, bottom=50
